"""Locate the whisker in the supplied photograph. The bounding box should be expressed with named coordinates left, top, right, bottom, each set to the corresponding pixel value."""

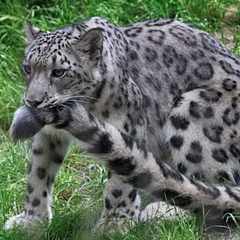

left=62, top=94, right=97, bottom=101
left=58, top=95, right=95, bottom=104
left=39, top=94, right=96, bottom=109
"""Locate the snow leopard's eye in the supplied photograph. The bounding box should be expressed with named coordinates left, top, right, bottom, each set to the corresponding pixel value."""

left=22, top=64, right=31, bottom=75
left=51, top=69, right=67, bottom=78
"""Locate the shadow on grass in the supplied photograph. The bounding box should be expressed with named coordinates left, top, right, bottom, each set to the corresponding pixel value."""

left=0, top=207, right=201, bottom=240
left=1, top=208, right=123, bottom=240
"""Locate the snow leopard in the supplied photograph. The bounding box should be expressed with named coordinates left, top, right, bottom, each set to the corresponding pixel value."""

left=5, top=17, right=240, bottom=233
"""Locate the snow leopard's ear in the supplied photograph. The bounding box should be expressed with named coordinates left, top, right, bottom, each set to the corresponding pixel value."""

left=72, top=26, right=104, bottom=63
left=25, top=23, right=42, bottom=44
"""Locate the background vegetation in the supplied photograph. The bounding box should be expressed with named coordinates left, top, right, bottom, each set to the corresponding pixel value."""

left=0, top=0, right=239, bottom=239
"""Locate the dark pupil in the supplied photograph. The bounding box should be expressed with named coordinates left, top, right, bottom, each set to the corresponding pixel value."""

left=52, top=69, right=65, bottom=77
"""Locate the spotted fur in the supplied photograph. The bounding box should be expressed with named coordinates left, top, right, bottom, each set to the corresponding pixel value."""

left=5, top=17, right=240, bottom=232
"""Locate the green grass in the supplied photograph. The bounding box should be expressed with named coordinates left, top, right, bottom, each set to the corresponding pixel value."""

left=0, top=0, right=239, bottom=239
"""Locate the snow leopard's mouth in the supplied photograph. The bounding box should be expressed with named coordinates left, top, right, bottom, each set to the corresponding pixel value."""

left=24, top=94, right=96, bottom=110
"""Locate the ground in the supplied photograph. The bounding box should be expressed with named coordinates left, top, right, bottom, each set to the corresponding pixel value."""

left=0, top=0, right=240, bottom=239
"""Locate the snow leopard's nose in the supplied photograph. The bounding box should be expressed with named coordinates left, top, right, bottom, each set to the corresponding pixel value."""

left=25, top=96, right=44, bottom=108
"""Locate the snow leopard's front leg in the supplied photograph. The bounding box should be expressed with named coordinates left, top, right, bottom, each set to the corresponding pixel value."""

left=95, top=174, right=141, bottom=232
left=5, top=125, right=70, bottom=229
left=42, top=104, right=142, bottom=231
